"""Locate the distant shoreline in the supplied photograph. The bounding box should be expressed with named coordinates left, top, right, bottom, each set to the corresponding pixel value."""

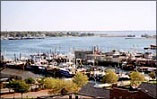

left=1, top=31, right=156, bottom=40
left=1, top=36, right=155, bottom=41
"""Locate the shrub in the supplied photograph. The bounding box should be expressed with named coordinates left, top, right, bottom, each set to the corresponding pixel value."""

left=102, top=69, right=118, bottom=84
left=25, top=77, right=35, bottom=84
left=149, top=71, right=156, bottom=79
left=130, top=71, right=145, bottom=87
left=73, top=72, right=88, bottom=87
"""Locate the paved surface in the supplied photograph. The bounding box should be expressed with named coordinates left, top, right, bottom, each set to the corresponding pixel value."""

left=1, top=89, right=93, bottom=99
left=1, top=68, right=43, bottom=80
left=0, top=88, right=14, bottom=94
left=1, top=89, right=50, bottom=98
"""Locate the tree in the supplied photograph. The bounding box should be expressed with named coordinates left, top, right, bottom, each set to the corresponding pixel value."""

left=149, top=71, right=156, bottom=79
left=44, top=77, right=79, bottom=95
left=102, top=69, right=118, bottom=84
left=25, top=77, right=36, bottom=91
left=64, top=81, right=79, bottom=94
left=17, top=81, right=30, bottom=98
left=8, top=80, right=30, bottom=98
left=44, top=77, right=57, bottom=89
left=25, top=77, right=35, bottom=84
left=72, top=72, right=88, bottom=88
left=130, top=71, right=145, bottom=88
left=48, top=78, right=65, bottom=94
left=44, top=77, right=65, bottom=94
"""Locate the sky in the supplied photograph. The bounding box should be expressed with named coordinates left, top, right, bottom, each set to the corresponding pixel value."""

left=1, top=1, right=156, bottom=31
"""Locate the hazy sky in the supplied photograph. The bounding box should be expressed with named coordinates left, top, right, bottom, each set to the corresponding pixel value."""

left=1, top=1, right=156, bottom=31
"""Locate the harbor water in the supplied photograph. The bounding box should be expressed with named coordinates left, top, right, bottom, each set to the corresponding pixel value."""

left=1, top=36, right=156, bottom=59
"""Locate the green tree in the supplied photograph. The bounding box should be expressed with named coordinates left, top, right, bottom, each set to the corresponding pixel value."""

left=44, top=77, right=79, bottom=95
left=64, top=81, right=79, bottom=93
left=102, top=69, right=118, bottom=84
left=8, top=80, right=30, bottom=98
left=25, top=77, right=35, bottom=84
left=149, top=71, right=156, bottom=79
left=72, top=72, right=88, bottom=88
left=130, top=71, right=145, bottom=87
left=25, top=77, right=36, bottom=91
left=48, top=79, right=66, bottom=94
left=44, top=77, right=57, bottom=89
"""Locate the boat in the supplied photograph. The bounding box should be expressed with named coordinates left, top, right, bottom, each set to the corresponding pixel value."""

left=6, top=61, right=25, bottom=69
left=150, top=44, right=157, bottom=49
left=59, top=68, right=73, bottom=78
left=144, top=44, right=157, bottom=50
left=137, top=67, right=156, bottom=73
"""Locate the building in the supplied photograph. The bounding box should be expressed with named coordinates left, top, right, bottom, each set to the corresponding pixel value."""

left=75, top=50, right=93, bottom=65
left=78, top=82, right=110, bottom=99
left=37, top=82, right=156, bottom=99
left=110, top=82, right=157, bottom=99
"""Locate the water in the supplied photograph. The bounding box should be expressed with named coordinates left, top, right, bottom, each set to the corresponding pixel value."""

left=1, top=36, right=155, bottom=59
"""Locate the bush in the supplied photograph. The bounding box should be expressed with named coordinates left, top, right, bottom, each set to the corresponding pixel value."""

left=64, top=80, right=79, bottom=93
left=149, top=71, right=156, bottom=79
left=102, top=69, right=118, bottom=84
left=73, top=72, right=88, bottom=87
left=43, top=77, right=79, bottom=95
left=8, top=80, right=30, bottom=93
left=44, top=77, right=57, bottom=89
left=130, top=71, right=145, bottom=87
left=25, top=78, right=35, bottom=84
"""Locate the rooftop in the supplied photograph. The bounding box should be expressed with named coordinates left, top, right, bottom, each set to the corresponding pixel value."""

left=139, top=82, right=157, bottom=99
left=78, top=82, right=110, bottom=99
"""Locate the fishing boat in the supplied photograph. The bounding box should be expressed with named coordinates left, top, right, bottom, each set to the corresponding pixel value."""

left=59, top=68, right=73, bottom=78
left=144, top=44, right=157, bottom=50
left=137, top=67, right=156, bottom=73
left=6, top=61, right=25, bottom=69
left=150, top=44, right=157, bottom=49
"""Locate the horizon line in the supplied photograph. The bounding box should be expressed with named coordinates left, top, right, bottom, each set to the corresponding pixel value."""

left=1, top=30, right=156, bottom=32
